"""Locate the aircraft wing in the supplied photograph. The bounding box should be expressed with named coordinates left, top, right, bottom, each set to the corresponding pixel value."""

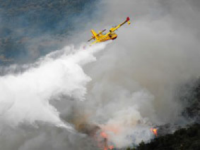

left=90, top=40, right=98, bottom=46
left=88, top=36, right=95, bottom=42
left=88, top=29, right=106, bottom=42
left=110, top=17, right=130, bottom=32
left=97, top=29, right=106, bottom=36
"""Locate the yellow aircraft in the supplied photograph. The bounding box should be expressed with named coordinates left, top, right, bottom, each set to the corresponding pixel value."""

left=88, top=17, right=131, bottom=46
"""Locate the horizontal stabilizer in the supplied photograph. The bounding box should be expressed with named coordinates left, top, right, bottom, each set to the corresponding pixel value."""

left=126, top=17, right=131, bottom=25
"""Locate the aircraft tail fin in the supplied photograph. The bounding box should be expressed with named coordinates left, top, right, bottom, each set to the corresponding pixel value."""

left=126, top=17, right=131, bottom=25
left=91, top=29, right=98, bottom=40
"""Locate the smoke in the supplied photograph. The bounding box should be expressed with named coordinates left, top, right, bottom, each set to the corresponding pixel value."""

left=1, top=0, right=200, bottom=150
left=0, top=43, right=107, bottom=149
left=79, top=0, right=200, bottom=148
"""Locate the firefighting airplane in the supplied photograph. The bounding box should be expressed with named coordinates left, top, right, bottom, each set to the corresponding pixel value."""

left=88, top=17, right=131, bottom=46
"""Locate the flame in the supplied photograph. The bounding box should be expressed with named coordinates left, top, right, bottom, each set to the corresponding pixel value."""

left=103, top=145, right=114, bottom=150
left=101, top=131, right=108, bottom=139
left=100, top=131, right=114, bottom=150
left=97, top=125, right=122, bottom=150
left=151, top=128, right=158, bottom=136
left=108, top=145, right=114, bottom=149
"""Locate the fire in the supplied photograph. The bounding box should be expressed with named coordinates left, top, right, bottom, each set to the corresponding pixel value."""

left=101, top=131, right=108, bottom=139
left=103, top=145, right=114, bottom=150
left=100, top=131, right=114, bottom=150
left=151, top=128, right=158, bottom=136
left=96, top=125, right=122, bottom=150
left=108, top=145, right=114, bottom=149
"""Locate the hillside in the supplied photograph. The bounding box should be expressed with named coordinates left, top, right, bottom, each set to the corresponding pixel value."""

left=0, top=0, right=98, bottom=64
left=129, top=79, right=200, bottom=150
left=129, top=124, right=200, bottom=150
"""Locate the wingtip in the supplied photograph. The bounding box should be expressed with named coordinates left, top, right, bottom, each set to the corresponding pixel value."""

left=127, top=17, right=130, bottom=21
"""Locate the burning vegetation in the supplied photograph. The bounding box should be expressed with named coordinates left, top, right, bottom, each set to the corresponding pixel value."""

left=99, top=131, right=114, bottom=150
left=150, top=128, right=158, bottom=137
left=128, top=124, right=200, bottom=150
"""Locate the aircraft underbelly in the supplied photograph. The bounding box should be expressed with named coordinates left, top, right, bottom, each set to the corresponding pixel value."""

left=99, top=37, right=110, bottom=42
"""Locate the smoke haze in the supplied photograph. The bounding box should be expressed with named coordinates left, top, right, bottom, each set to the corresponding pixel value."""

left=82, top=0, right=200, bottom=148
left=1, top=0, right=200, bottom=150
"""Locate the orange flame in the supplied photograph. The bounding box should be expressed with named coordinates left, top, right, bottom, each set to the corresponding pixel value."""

left=100, top=131, right=114, bottom=150
left=108, top=145, right=114, bottom=149
left=101, top=131, right=108, bottom=139
left=151, top=128, right=158, bottom=136
left=103, top=146, right=114, bottom=150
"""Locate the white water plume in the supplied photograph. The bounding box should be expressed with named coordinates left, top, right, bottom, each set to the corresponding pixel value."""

left=0, top=43, right=106, bottom=129
left=1, top=1, right=200, bottom=149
